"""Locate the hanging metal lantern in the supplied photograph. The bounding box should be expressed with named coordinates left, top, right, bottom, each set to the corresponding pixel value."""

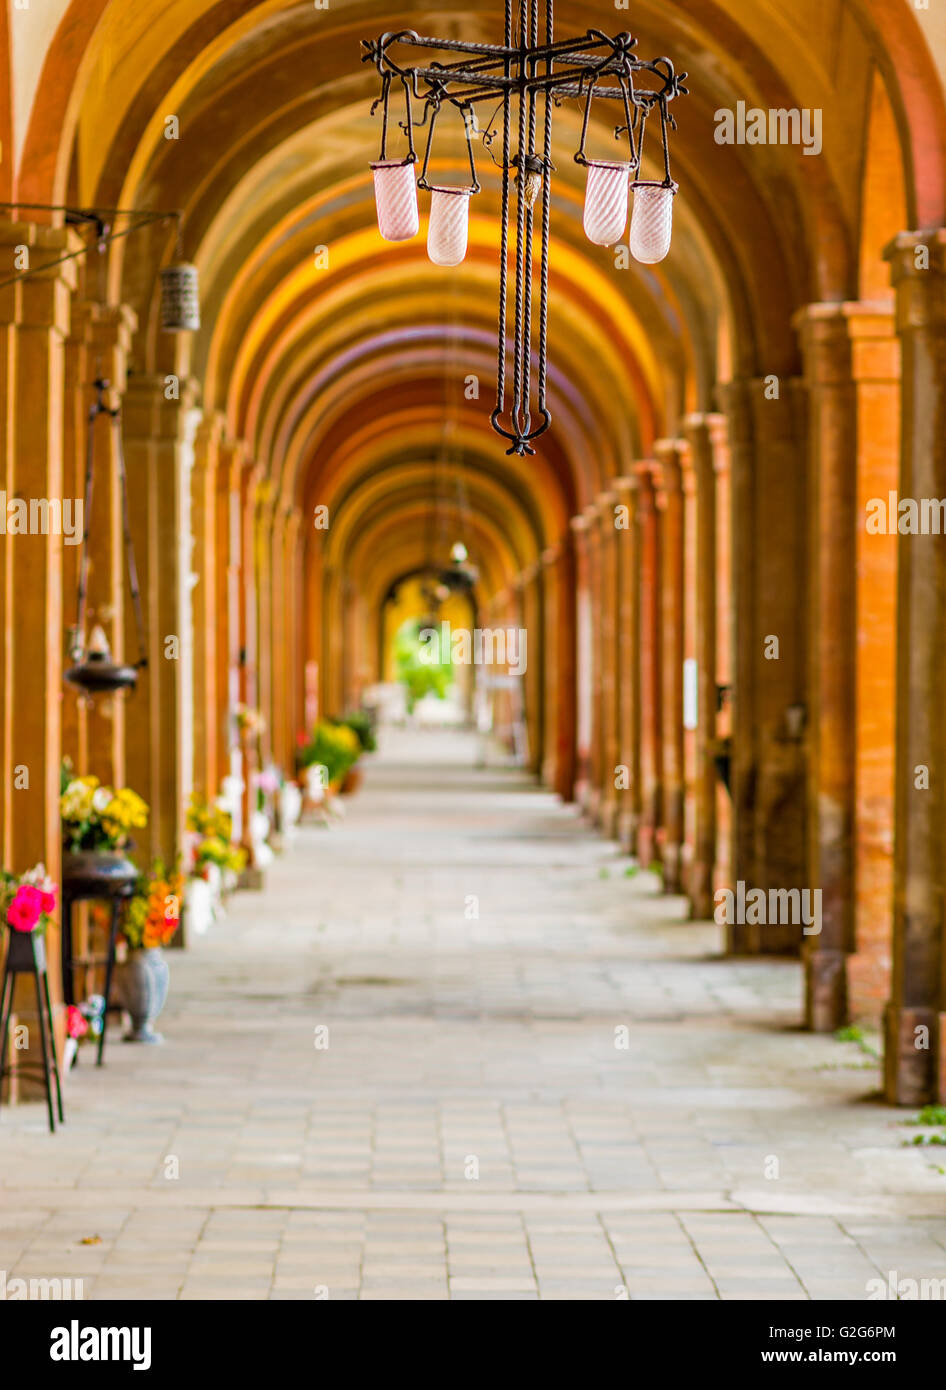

left=438, top=541, right=479, bottom=594
left=65, top=379, right=149, bottom=699
left=160, top=261, right=200, bottom=332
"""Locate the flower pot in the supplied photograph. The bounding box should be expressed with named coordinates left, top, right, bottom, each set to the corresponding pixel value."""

left=184, top=876, right=215, bottom=936
left=340, top=765, right=363, bottom=795
left=5, top=929, right=45, bottom=972
left=115, top=947, right=169, bottom=1044
left=62, top=849, right=138, bottom=897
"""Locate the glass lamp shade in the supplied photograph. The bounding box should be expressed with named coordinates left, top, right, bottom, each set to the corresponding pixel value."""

left=582, top=160, right=631, bottom=246
left=629, top=182, right=676, bottom=264
left=427, top=187, right=473, bottom=267
left=160, top=261, right=200, bottom=332
left=371, top=160, right=419, bottom=242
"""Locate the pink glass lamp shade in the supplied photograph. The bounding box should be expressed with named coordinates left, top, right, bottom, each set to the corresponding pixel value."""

left=629, top=182, right=677, bottom=264
left=371, top=159, right=419, bottom=242
left=582, top=160, right=631, bottom=246
left=427, top=187, right=473, bottom=267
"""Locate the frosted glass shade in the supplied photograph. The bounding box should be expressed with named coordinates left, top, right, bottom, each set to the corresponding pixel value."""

left=427, top=187, right=472, bottom=267
left=629, top=182, right=676, bottom=264
left=582, top=160, right=631, bottom=246
left=371, top=160, right=419, bottom=242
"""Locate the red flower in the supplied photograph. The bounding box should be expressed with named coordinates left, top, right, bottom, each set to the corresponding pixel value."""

left=40, top=890, right=56, bottom=914
left=65, top=1005, right=88, bottom=1040
left=7, top=884, right=43, bottom=932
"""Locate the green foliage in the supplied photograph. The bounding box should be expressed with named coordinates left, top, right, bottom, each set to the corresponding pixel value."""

left=833, top=1023, right=880, bottom=1060
left=394, top=618, right=452, bottom=711
left=298, top=720, right=361, bottom=786
left=336, top=710, right=377, bottom=753
left=906, top=1105, right=946, bottom=1127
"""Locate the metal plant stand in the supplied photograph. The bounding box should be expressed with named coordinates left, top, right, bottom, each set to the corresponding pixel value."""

left=0, top=932, right=64, bottom=1133
left=61, top=874, right=137, bottom=1067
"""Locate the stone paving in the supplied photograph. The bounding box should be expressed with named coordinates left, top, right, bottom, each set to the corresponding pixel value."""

left=2, top=727, right=945, bottom=1301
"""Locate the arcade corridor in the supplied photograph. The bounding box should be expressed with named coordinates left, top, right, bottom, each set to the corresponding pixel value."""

left=1, top=730, right=944, bottom=1301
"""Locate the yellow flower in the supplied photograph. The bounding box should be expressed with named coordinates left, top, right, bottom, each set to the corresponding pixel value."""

left=61, top=776, right=98, bottom=822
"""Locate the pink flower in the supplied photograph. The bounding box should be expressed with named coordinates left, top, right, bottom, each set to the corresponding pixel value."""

left=40, top=889, right=56, bottom=914
left=8, top=884, right=43, bottom=932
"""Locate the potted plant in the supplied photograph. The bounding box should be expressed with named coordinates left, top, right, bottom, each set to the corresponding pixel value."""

left=333, top=711, right=376, bottom=793
left=114, top=861, right=183, bottom=1043
left=60, top=771, right=148, bottom=893
left=0, top=864, right=58, bottom=972
left=63, top=996, right=105, bottom=1070
left=298, top=720, right=361, bottom=796
left=184, top=795, right=246, bottom=931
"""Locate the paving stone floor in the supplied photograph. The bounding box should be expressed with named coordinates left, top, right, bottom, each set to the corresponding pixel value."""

left=2, top=727, right=945, bottom=1301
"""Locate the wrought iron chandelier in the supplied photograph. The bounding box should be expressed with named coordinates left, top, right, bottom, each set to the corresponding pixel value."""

left=363, top=1, right=687, bottom=456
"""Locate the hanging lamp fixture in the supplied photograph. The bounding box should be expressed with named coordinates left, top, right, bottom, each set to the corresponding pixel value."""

left=362, top=1, right=687, bottom=456
left=65, top=379, right=148, bottom=698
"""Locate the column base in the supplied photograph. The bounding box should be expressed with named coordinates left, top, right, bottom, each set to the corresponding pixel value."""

left=687, top=861, right=715, bottom=921
left=661, top=842, right=684, bottom=895
left=617, top=810, right=638, bottom=859
left=238, top=867, right=266, bottom=892
left=804, top=946, right=849, bottom=1031
left=599, top=796, right=620, bottom=840
left=883, top=1003, right=946, bottom=1106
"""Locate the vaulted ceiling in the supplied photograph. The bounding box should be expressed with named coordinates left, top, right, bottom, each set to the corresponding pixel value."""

left=7, top=0, right=945, bottom=597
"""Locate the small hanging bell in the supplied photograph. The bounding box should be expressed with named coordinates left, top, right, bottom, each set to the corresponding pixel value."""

left=513, top=154, right=544, bottom=210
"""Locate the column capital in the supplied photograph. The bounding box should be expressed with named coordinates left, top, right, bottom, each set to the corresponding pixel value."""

left=633, top=461, right=658, bottom=514
left=654, top=439, right=684, bottom=504
left=884, top=229, right=946, bottom=334
left=194, top=409, right=227, bottom=454
left=123, top=372, right=200, bottom=438
left=683, top=414, right=721, bottom=484
left=15, top=227, right=83, bottom=332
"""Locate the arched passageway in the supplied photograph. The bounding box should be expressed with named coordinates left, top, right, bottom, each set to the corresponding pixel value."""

left=1, top=0, right=946, bottom=1305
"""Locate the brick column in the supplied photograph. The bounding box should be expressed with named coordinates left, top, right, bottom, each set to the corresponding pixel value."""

left=61, top=302, right=91, bottom=782
left=719, top=378, right=808, bottom=953
left=795, top=305, right=858, bottom=1028
left=191, top=412, right=224, bottom=800
left=851, top=310, right=899, bottom=1021
left=684, top=415, right=719, bottom=919
left=570, top=513, right=593, bottom=809
left=719, top=381, right=756, bottom=939
left=655, top=440, right=685, bottom=892
left=84, top=306, right=137, bottom=790
left=883, top=229, right=946, bottom=1104
left=614, top=475, right=640, bottom=855
left=583, top=504, right=604, bottom=823
left=2, top=224, right=79, bottom=1076
left=542, top=538, right=576, bottom=801
left=597, top=491, right=620, bottom=837
left=711, top=416, right=733, bottom=896
left=216, top=441, right=243, bottom=791
left=123, top=373, right=198, bottom=866
left=635, top=462, right=661, bottom=867
left=518, top=559, right=543, bottom=776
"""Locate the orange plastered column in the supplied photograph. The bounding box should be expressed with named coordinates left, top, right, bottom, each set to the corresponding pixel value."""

left=884, top=230, right=946, bottom=1104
